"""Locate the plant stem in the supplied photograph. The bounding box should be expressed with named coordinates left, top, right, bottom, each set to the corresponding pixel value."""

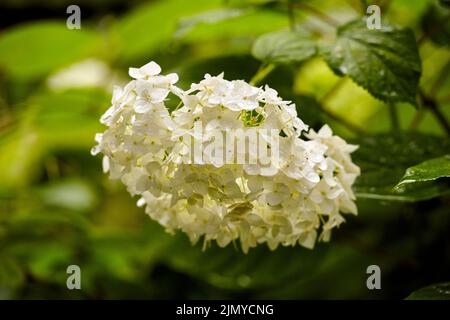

left=250, top=64, right=275, bottom=86
left=358, top=0, right=368, bottom=14
left=287, top=0, right=296, bottom=31
left=419, top=90, right=450, bottom=136
left=409, top=108, right=425, bottom=130
left=411, top=58, right=450, bottom=129
left=388, top=103, right=400, bottom=131
left=430, top=57, right=450, bottom=97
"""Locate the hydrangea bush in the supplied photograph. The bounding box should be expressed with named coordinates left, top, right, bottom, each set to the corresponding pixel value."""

left=92, top=61, right=360, bottom=252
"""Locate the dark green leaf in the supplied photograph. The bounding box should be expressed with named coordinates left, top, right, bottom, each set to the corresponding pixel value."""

left=421, top=4, right=450, bottom=47
left=252, top=30, right=317, bottom=64
left=321, top=19, right=421, bottom=105
left=441, top=0, right=450, bottom=8
left=353, top=133, right=450, bottom=201
left=406, top=282, right=450, bottom=300
left=395, top=155, right=450, bottom=188
left=162, top=234, right=328, bottom=291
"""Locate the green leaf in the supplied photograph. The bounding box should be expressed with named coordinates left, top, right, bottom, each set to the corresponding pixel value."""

left=252, top=30, right=317, bottom=64
left=175, top=8, right=248, bottom=38
left=114, top=0, right=222, bottom=62
left=0, top=22, right=99, bottom=80
left=406, top=282, right=450, bottom=300
left=320, top=19, right=421, bottom=105
left=0, top=89, right=108, bottom=189
left=180, top=9, right=287, bottom=44
left=353, top=133, right=450, bottom=201
left=395, top=155, right=450, bottom=188
left=421, top=4, right=450, bottom=47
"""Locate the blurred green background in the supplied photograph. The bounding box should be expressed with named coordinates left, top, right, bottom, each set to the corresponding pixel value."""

left=0, top=0, right=449, bottom=299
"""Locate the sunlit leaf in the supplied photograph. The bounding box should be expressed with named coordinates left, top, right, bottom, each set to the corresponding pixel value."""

left=0, top=89, right=108, bottom=188
left=115, top=0, right=222, bottom=61
left=0, top=22, right=99, bottom=80
left=180, top=9, right=287, bottom=44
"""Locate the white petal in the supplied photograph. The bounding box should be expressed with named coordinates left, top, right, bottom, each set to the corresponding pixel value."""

left=128, top=67, right=143, bottom=79
left=141, top=61, right=161, bottom=76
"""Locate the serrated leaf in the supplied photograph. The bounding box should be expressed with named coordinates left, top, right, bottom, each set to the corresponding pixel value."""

left=406, top=282, right=450, bottom=300
left=252, top=30, right=317, bottom=64
left=321, top=19, right=421, bottom=105
left=353, top=133, right=450, bottom=201
left=395, top=155, right=450, bottom=188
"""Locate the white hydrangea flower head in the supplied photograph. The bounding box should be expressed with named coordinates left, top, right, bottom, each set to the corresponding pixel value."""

left=92, top=61, right=360, bottom=253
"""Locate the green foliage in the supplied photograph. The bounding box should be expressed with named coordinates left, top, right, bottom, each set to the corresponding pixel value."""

left=396, top=155, right=450, bottom=187
left=353, top=133, right=450, bottom=201
left=421, top=3, right=450, bottom=47
left=0, top=22, right=99, bottom=80
left=0, top=88, right=108, bottom=188
left=406, top=282, right=450, bottom=300
left=252, top=30, right=317, bottom=64
left=0, top=0, right=449, bottom=300
left=179, top=9, right=287, bottom=44
left=114, top=0, right=222, bottom=62
left=161, top=237, right=327, bottom=291
left=321, top=19, right=421, bottom=106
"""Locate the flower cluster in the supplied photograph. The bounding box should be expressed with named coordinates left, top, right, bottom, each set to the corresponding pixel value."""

left=92, top=61, right=360, bottom=252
